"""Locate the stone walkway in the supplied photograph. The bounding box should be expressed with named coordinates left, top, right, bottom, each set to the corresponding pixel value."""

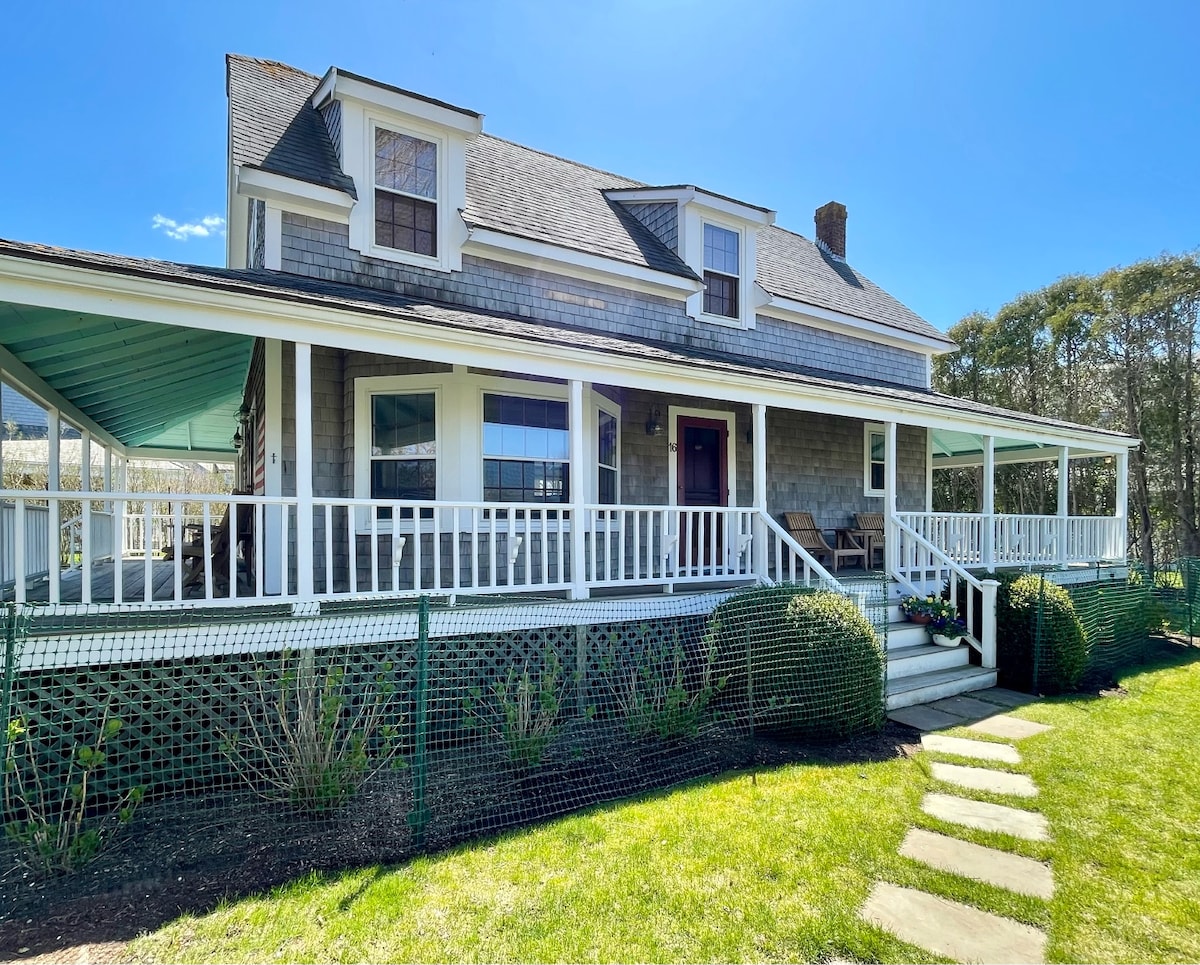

left=860, top=688, right=1056, bottom=964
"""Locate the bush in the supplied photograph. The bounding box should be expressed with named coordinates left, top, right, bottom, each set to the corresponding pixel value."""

left=706, top=585, right=884, bottom=740
left=610, top=624, right=720, bottom=741
left=994, top=573, right=1088, bottom=694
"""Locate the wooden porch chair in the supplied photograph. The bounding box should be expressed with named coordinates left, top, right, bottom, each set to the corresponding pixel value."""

left=179, top=492, right=254, bottom=597
left=853, top=512, right=886, bottom=569
left=782, top=511, right=867, bottom=572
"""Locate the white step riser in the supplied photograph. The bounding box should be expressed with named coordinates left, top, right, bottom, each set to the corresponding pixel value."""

left=887, top=646, right=970, bottom=680
left=886, top=671, right=998, bottom=710
left=887, top=624, right=930, bottom=650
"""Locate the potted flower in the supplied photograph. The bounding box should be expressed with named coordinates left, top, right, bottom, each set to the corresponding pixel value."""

left=899, top=595, right=954, bottom=625
left=930, top=615, right=968, bottom=647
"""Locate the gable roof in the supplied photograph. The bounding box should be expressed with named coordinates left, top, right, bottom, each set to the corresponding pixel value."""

left=225, top=54, right=955, bottom=348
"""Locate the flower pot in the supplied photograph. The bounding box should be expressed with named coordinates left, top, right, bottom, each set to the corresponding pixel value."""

left=932, top=633, right=963, bottom=647
left=907, top=613, right=933, bottom=625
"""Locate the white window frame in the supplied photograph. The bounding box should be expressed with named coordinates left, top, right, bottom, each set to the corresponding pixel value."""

left=354, top=376, right=445, bottom=533
left=595, top=401, right=621, bottom=504
left=700, top=221, right=743, bottom=324
left=864, top=422, right=886, bottom=498
left=480, top=389, right=573, bottom=506
left=369, top=126, right=446, bottom=265
left=352, top=372, right=620, bottom=523
left=367, top=119, right=447, bottom=270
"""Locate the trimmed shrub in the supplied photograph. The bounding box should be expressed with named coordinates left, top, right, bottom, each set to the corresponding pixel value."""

left=706, top=586, right=884, bottom=740
left=994, top=573, right=1088, bottom=694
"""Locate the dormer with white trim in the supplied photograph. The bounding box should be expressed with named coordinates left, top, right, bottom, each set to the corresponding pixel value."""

left=606, top=186, right=776, bottom=331
left=311, top=69, right=484, bottom=274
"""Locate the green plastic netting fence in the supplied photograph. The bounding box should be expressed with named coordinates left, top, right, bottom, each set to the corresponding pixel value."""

left=1, top=579, right=888, bottom=883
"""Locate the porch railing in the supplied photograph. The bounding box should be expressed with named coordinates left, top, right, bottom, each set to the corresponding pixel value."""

left=892, top=515, right=999, bottom=669
left=896, top=512, right=1125, bottom=570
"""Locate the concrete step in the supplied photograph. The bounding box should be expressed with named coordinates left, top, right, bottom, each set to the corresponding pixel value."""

left=886, top=642, right=970, bottom=680
left=886, top=666, right=997, bottom=710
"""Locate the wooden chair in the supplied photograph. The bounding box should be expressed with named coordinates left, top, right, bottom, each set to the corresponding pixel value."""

left=782, top=511, right=867, bottom=572
left=180, top=492, right=254, bottom=597
left=854, top=512, right=886, bottom=569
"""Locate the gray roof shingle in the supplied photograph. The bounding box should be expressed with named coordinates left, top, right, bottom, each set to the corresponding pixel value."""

left=0, top=238, right=1131, bottom=446
left=224, top=55, right=953, bottom=345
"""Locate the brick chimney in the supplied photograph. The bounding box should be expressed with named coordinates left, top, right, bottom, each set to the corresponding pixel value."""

left=814, top=201, right=847, bottom=259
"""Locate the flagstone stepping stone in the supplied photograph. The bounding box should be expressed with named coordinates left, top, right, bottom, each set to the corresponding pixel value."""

left=900, top=827, right=1055, bottom=898
left=923, top=792, right=1050, bottom=841
left=888, top=705, right=964, bottom=731
left=861, top=882, right=1046, bottom=963
left=921, top=733, right=1021, bottom=763
left=969, top=715, right=1052, bottom=740
left=930, top=761, right=1039, bottom=798
left=974, top=687, right=1039, bottom=709
left=928, top=694, right=1005, bottom=719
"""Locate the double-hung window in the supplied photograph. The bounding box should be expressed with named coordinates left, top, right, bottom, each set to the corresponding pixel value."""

left=702, top=223, right=740, bottom=319
left=598, top=409, right=618, bottom=504
left=864, top=424, right=886, bottom=497
left=374, top=127, right=438, bottom=257
left=483, top=395, right=570, bottom=503
left=371, top=393, right=437, bottom=516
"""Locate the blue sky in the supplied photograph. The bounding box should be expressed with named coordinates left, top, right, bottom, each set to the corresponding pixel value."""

left=2, top=0, right=1196, bottom=331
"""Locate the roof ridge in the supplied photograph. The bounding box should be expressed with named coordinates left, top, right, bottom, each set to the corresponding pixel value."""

left=478, top=133, right=647, bottom=189
left=226, top=53, right=322, bottom=82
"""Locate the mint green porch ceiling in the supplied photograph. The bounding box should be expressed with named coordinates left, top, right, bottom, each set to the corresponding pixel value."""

left=0, top=302, right=252, bottom=453
left=931, top=428, right=1056, bottom=462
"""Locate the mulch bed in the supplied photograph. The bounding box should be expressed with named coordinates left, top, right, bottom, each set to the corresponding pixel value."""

left=0, top=721, right=920, bottom=962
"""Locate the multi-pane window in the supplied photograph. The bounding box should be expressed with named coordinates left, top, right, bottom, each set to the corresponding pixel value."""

left=374, top=128, right=438, bottom=257
left=703, top=223, right=740, bottom=319
left=371, top=393, right=436, bottom=516
left=598, top=410, right=618, bottom=504
left=483, top=395, right=570, bottom=503
left=865, top=425, right=886, bottom=496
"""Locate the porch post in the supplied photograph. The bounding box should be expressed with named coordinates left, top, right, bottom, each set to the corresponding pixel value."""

left=263, top=339, right=283, bottom=595
left=80, top=430, right=91, bottom=494
left=1114, top=449, right=1129, bottom=561
left=752, top=403, right=768, bottom=581
left=1057, top=446, right=1070, bottom=566
left=884, top=421, right=898, bottom=575
left=568, top=378, right=589, bottom=600
left=294, top=341, right=314, bottom=598
left=47, top=406, right=61, bottom=602
left=981, top=434, right=995, bottom=569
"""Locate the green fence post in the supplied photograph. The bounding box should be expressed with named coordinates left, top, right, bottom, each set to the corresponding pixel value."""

left=0, top=604, right=18, bottom=790
left=1032, top=576, right=1046, bottom=693
left=407, top=594, right=432, bottom=848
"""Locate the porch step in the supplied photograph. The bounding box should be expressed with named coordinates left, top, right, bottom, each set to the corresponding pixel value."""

left=886, top=666, right=997, bottom=711
left=886, top=641, right=970, bottom=680
left=886, top=620, right=929, bottom=651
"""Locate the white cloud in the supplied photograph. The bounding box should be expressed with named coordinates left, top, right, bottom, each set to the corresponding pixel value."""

left=152, top=214, right=226, bottom=241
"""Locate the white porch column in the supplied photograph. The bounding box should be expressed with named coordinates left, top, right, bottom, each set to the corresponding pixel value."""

left=981, top=434, right=996, bottom=569
left=1114, top=449, right=1129, bottom=560
left=48, top=406, right=61, bottom=601
left=925, top=428, right=934, bottom=512
left=884, top=421, right=898, bottom=575
left=295, top=341, right=314, bottom=598
left=1057, top=446, right=1070, bottom=566
left=80, top=430, right=91, bottom=493
left=568, top=378, right=589, bottom=600
left=751, top=403, right=768, bottom=580
left=264, top=339, right=283, bottom=594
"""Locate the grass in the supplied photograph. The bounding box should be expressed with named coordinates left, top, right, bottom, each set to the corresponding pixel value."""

left=125, top=644, right=1200, bottom=964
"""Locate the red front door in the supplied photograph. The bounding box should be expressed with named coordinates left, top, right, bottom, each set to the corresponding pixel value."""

left=676, top=416, right=728, bottom=568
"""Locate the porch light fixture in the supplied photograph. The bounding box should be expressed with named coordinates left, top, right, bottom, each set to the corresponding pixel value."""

left=232, top=428, right=244, bottom=450
left=645, top=409, right=665, bottom=437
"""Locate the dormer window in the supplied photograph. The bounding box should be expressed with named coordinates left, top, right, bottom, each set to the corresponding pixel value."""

left=703, top=223, right=740, bottom=319
left=374, top=128, right=438, bottom=257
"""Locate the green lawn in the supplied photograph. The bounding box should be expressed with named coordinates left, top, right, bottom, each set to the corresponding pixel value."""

left=126, top=643, right=1200, bottom=964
